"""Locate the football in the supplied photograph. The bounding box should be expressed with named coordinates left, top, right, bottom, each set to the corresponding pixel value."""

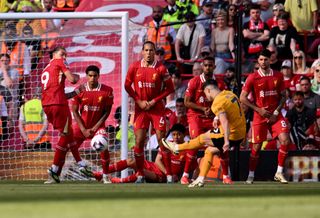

left=90, top=134, right=108, bottom=152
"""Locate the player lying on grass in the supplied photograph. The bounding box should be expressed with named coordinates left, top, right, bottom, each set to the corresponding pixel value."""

left=162, top=79, right=246, bottom=187
left=93, top=124, right=194, bottom=183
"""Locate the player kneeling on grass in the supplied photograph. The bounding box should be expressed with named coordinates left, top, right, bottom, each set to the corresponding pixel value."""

left=162, top=79, right=246, bottom=187
left=93, top=124, right=189, bottom=183
left=71, top=65, right=114, bottom=184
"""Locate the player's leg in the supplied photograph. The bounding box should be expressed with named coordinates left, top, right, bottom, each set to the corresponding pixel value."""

left=133, top=111, right=149, bottom=183
left=246, top=123, right=267, bottom=184
left=272, top=118, right=290, bottom=184
left=70, top=126, right=93, bottom=177
left=189, top=146, right=220, bottom=188
left=100, top=148, right=111, bottom=184
left=143, top=160, right=166, bottom=183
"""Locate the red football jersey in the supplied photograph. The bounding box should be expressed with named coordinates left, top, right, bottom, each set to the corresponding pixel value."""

left=167, top=110, right=188, bottom=130
left=41, top=58, right=69, bottom=106
left=185, top=74, right=212, bottom=116
left=242, top=69, right=285, bottom=122
left=170, top=153, right=185, bottom=176
left=72, top=83, right=113, bottom=129
left=283, top=75, right=301, bottom=97
left=125, top=60, right=170, bottom=111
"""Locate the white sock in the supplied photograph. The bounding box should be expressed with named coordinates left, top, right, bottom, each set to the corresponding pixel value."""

left=197, top=176, right=205, bottom=182
left=52, top=165, right=59, bottom=173
left=248, top=171, right=255, bottom=178
left=78, top=160, right=86, bottom=167
left=223, top=174, right=229, bottom=179
left=182, top=172, right=189, bottom=178
left=277, top=166, right=283, bottom=173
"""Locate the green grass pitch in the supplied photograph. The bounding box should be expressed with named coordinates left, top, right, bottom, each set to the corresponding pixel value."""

left=0, top=181, right=320, bottom=218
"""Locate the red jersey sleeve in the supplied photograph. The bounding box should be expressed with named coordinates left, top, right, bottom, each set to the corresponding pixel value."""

left=242, top=74, right=254, bottom=93
left=57, top=59, right=69, bottom=74
left=185, top=78, right=196, bottom=98
left=125, top=63, right=139, bottom=101
left=71, top=87, right=81, bottom=106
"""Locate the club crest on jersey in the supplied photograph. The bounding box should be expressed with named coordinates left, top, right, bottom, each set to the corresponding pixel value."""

left=152, top=73, right=158, bottom=81
left=98, top=96, right=103, bottom=103
left=273, top=79, right=278, bottom=86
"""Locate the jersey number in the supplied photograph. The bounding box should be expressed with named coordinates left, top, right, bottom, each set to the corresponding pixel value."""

left=231, top=96, right=242, bottom=116
left=41, top=71, right=49, bottom=90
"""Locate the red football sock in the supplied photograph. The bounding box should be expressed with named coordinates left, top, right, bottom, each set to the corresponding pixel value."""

left=184, top=149, right=198, bottom=175
left=108, top=160, right=128, bottom=173
left=278, top=144, right=288, bottom=167
left=121, top=174, right=137, bottom=183
left=249, top=148, right=260, bottom=172
left=160, top=148, right=172, bottom=175
left=134, top=146, right=144, bottom=176
left=100, top=149, right=110, bottom=174
left=70, top=141, right=82, bottom=162
left=93, top=171, right=103, bottom=181
left=53, top=135, right=69, bottom=168
left=220, top=150, right=229, bottom=176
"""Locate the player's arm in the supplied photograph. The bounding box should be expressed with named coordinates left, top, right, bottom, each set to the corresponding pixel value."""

left=148, top=73, right=174, bottom=107
left=218, top=112, right=230, bottom=152
left=268, top=90, right=287, bottom=123
left=71, top=101, right=90, bottom=137
left=154, top=153, right=166, bottom=174
left=240, top=90, right=272, bottom=118
left=65, top=84, right=85, bottom=99
left=64, top=70, right=80, bottom=84
left=90, top=104, right=112, bottom=134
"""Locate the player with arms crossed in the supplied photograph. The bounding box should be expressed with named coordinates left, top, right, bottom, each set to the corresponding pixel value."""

left=71, top=65, right=114, bottom=184
left=125, top=41, right=175, bottom=183
left=240, top=49, right=290, bottom=184
left=163, top=79, right=246, bottom=187
left=41, top=46, right=91, bottom=183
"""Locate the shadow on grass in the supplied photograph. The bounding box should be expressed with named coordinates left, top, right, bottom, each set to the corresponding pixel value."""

left=0, top=182, right=320, bottom=203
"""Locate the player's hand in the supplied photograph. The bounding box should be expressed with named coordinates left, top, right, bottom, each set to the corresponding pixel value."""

left=72, top=74, right=80, bottom=83
left=177, top=57, right=184, bottom=63
left=268, top=114, right=277, bottom=124
left=82, top=129, right=93, bottom=138
left=204, top=107, right=211, bottom=117
left=257, top=107, right=272, bottom=118
left=222, top=142, right=230, bottom=153
left=137, top=100, right=149, bottom=110
left=213, top=117, right=220, bottom=129
left=145, top=99, right=155, bottom=110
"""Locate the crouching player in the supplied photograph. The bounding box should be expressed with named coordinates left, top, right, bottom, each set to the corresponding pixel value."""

left=93, top=124, right=189, bottom=183
left=162, top=79, right=246, bottom=187
left=71, top=65, right=114, bottom=184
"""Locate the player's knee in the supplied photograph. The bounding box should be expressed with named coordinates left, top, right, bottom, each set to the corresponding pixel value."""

left=205, top=146, right=219, bottom=155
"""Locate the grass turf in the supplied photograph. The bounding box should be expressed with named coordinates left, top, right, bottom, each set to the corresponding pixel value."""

left=0, top=181, right=319, bottom=218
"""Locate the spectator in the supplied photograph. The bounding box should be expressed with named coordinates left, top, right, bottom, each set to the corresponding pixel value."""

left=144, top=5, right=176, bottom=61
left=242, top=4, right=270, bottom=60
left=211, top=10, right=235, bottom=74
left=154, top=47, right=176, bottom=73
left=176, top=0, right=199, bottom=16
left=269, top=13, right=300, bottom=60
left=284, top=0, right=318, bottom=32
left=0, top=93, right=8, bottom=142
left=114, top=106, right=135, bottom=150
left=311, top=62, right=320, bottom=95
left=11, top=0, right=42, bottom=12
left=166, top=97, right=188, bottom=131
left=266, top=3, right=285, bottom=29
left=299, top=76, right=320, bottom=111
left=1, top=22, right=31, bottom=79
left=267, top=45, right=282, bottom=71
left=53, top=0, right=80, bottom=12
left=253, top=0, right=274, bottom=21
left=192, top=62, right=203, bottom=76
left=163, top=0, right=186, bottom=31
left=0, top=53, right=19, bottom=118
left=226, top=4, right=237, bottom=28
left=292, top=50, right=310, bottom=75
left=197, top=0, right=214, bottom=46
left=18, top=92, right=51, bottom=151
left=281, top=60, right=300, bottom=98
left=223, top=66, right=239, bottom=94
left=166, top=71, right=187, bottom=110
left=286, top=91, right=318, bottom=150
left=21, top=25, right=41, bottom=70
left=175, top=11, right=205, bottom=74
left=198, top=45, right=213, bottom=59
left=0, top=84, right=13, bottom=141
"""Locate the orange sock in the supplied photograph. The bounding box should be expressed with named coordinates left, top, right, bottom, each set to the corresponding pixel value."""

left=178, top=135, right=204, bottom=151
left=199, top=148, right=213, bottom=177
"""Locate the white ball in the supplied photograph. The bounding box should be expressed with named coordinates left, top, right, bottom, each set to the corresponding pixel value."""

left=90, top=134, right=108, bottom=152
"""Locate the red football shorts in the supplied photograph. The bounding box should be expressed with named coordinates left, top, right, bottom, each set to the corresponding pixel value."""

left=188, top=115, right=212, bottom=138
left=143, top=160, right=166, bottom=182
left=134, top=110, right=166, bottom=132
left=43, top=105, right=72, bottom=135
left=252, top=115, right=289, bottom=144
left=73, top=125, right=107, bottom=149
